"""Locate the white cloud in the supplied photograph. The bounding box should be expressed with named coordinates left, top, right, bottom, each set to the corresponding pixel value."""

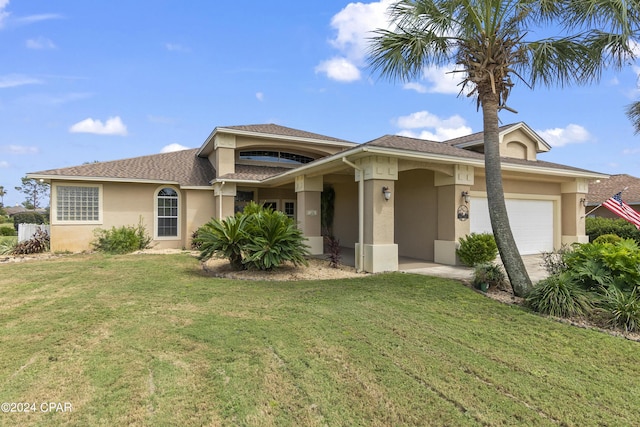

left=69, top=116, right=128, bottom=136
left=3, top=145, right=39, bottom=154
left=256, top=92, right=264, bottom=101
left=0, top=73, right=42, bottom=88
left=537, top=124, right=591, bottom=147
left=165, top=43, right=190, bottom=52
left=316, top=0, right=393, bottom=82
left=0, top=0, right=9, bottom=29
left=0, top=160, right=9, bottom=168
left=26, top=36, right=56, bottom=49
left=394, top=111, right=472, bottom=141
left=161, top=143, right=189, bottom=153
left=622, top=147, right=640, bottom=155
left=15, top=13, right=63, bottom=25
left=315, top=57, right=361, bottom=82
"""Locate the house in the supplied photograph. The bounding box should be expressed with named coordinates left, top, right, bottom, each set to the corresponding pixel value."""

left=27, top=122, right=606, bottom=272
left=585, top=174, right=640, bottom=218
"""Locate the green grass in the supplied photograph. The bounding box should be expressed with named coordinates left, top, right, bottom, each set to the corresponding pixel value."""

left=0, top=253, right=639, bottom=426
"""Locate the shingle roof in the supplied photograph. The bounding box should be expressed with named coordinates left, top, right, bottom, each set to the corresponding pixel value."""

left=221, top=123, right=353, bottom=144
left=363, top=134, right=600, bottom=174
left=444, top=123, right=519, bottom=146
left=218, top=164, right=291, bottom=181
left=587, top=174, right=640, bottom=205
left=30, top=148, right=215, bottom=186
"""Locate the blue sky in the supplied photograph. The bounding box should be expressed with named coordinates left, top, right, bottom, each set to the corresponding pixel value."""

left=1, top=0, right=640, bottom=208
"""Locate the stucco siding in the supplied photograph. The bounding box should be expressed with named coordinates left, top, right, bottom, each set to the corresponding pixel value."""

left=332, top=181, right=358, bottom=248
left=395, top=170, right=437, bottom=261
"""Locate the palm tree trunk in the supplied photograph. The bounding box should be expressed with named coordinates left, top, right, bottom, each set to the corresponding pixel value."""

left=481, top=95, right=532, bottom=296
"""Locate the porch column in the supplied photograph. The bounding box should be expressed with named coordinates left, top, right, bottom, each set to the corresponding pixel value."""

left=561, top=179, right=589, bottom=246
left=356, top=156, right=398, bottom=273
left=295, top=175, right=323, bottom=255
left=433, top=165, right=474, bottom=265
left=213, top=182, right=236, bottom=220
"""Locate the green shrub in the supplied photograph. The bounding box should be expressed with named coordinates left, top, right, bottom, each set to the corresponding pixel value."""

left=563, top=239, right=640, bottom=293
left=11, top=229, right=50, bottom=255
left=472, top=262, right=508, bottom=291
left=586, top=217, right=640, bottom=244
left=92, top=219, right=152, bottom=254
left=456, top=232, right=498, bottom=266
left=196, top=214, right=249, bottom=270
left=0, top=225, right=15, bottom=236
left=593, top=234, right=622, bottom=244
left=12, top=211, right=47, bottom=231
left=600, top=287, right=640, bottom=332
left=0, top=237, right=17, bottom=255
left=243, top=208, right=309, bottom=270
left=196, top=202, right=310, bottom=271
left=525, top=273, right=593, bottom=318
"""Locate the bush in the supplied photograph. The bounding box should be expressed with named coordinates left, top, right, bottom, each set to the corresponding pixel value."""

left=456, top=232, right=498, bottom=266
left=11, top=229, right=50, bottom=255
left=586, top=216, right=640, bottom=244
left=92, top=218, right=152, bottom=254
left=525, top=273, right=593, bottom=318
left=12, top=211, right=47, bottom=231
left=563, top=239, right=640, bottom=293
left=472, top=262, right=508, bottom=291
left=196, top=214, right=249, bottom=270
left=600, top=287, right=640, bottom=332
left=196, top=202, right=310, bottom=271
left=593, top=234, right=622, bottom=244
left=243, top=207, right=309, bottom=270
left=0, top=238, right=17, bottom=255
left=0, top=225, right=15, bottom=236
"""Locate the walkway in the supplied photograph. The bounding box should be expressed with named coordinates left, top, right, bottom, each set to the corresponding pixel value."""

left=339, top=249, right=548, bottom=283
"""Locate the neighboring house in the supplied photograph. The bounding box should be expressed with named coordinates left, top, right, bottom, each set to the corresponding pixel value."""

left=4, top=206, right=47, bottom=217
left=27, top=122, right=605, bottom=273
left=585, top=173, right=640, bottom=218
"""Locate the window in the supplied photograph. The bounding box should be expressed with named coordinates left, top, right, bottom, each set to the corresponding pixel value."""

left=284, top=201, right=295, bottom=219
left=157, top=187, right=178, bottom=237
left=55, top=185, right=100, bottom=222
left=239, top=150, right=315, bottom=164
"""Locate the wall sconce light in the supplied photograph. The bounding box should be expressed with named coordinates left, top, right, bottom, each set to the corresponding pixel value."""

left=461, top=191, right=470, bottom=204
left=382, top=186, right=391, bottom=201
left=580, top=198, right=588, bottom=207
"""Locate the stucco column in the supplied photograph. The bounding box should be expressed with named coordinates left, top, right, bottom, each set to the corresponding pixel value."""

left=213, top=182, right=236, bottom=220
left=561, top=179, right=589, bottom=245
left=434, top=165, right=474, bottom=265
left=295, top=175, right=323, bottom=255
left=356, top=156, right=398, bottom=273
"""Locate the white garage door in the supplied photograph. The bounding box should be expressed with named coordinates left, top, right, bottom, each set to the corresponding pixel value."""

left=470, top=198, right=554, bottom=255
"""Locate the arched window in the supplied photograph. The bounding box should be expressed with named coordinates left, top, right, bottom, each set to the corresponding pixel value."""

left=157, top=187, right=178, bottom=237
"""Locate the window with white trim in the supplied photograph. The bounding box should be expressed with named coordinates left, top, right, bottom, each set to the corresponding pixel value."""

left=56, top=185, right=100, bottom=222
left=157, top=188, right=178, bottom=237
left=284, top=200, right=295, bottom=219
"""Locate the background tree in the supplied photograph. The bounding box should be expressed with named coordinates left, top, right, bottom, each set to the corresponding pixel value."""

left=369, top=0, right=639, bottom=296
left=0, top=186, right=5, bottom=207
left=14, top=177, right=50, bottom=210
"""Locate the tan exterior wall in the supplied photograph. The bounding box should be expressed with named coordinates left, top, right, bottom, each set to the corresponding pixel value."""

left=501, top=128, right=537, bottom=160
left=363, top=179, right=395, bottom=244
left=472, top=177, right=560, bottom=195
left=332, top=181, right=358, bottom=248
left=394, top=170, right=437, bottom=261
left=49, top=180, right=215, bottom=252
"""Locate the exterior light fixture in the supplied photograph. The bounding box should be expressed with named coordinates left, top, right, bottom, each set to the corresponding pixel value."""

left=461, top=191, right=470, bottom=204
left=580, top=198, right=588, bottom=207
left=382, top=186, right=391, bottom=201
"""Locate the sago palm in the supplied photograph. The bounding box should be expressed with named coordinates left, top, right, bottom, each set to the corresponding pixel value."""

left=368, top=0, right=640, bottom=296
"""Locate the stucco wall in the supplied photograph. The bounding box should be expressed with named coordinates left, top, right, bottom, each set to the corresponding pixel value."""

left=394, top=169, right=438, bottom=261
left=332, top=180, right=358, bottom=248
left=49, top=181, right=214, bottom=252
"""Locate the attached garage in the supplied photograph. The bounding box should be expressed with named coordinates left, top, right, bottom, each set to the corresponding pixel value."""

left=470, top=197, right=555, bottom=255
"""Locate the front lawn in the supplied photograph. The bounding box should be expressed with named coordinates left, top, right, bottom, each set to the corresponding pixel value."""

left=0, top=253, right=638, bottom=426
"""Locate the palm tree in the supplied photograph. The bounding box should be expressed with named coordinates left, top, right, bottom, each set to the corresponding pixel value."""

left=0, top=186, right=5, bottom=207
left=626, top=101, right=640, bottom=134
left=368, top=0, right=639, bottom=296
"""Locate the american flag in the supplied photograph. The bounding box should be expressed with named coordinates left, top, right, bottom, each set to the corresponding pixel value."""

left=602, top=192, right=640, bottom=229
